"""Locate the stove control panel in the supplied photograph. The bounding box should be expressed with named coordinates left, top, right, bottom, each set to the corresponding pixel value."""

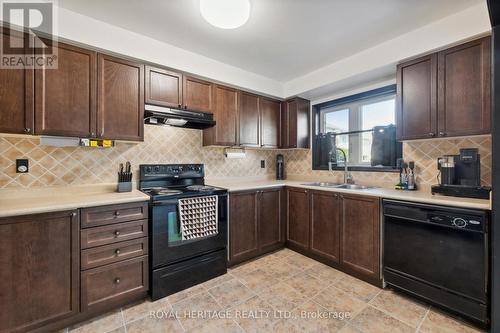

left=140, top=164, right=204, bottom=178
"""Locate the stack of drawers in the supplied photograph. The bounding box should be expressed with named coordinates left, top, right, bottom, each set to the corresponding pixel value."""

left=80, top=202, right=149, bottom=312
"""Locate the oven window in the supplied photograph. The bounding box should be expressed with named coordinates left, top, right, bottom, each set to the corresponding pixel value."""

left=167, top=211, right=182, bottom=243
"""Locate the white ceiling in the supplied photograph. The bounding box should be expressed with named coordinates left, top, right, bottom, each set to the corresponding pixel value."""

left=58, top=0, right=482, bottom=82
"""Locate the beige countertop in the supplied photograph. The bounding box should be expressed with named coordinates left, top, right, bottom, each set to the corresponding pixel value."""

left=207, top=178, right=491, bottom=210
left=0, top=184, right=150, bottom=218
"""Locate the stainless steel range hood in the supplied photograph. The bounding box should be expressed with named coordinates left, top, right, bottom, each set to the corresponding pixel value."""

left=144, top=104, right=216, bottom=129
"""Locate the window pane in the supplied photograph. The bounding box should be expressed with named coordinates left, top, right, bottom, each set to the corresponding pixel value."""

left=361, top=98, right=395, bottom=130
left=361, top=98, right=395, bottom=164
left=324, top=108, right=349, bottom=133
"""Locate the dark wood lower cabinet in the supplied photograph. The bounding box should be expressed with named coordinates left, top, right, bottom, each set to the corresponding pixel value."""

left=340, top=194, right=381, bottom=282
left=310, top=190, right=340, bottom=263
left=0, top=210, right=80, bottom=333
left=229, top=188, right=284, bottom=266
left=285, top=187, right=381, bottom=286
left=286, top=187, right=310, bottom=251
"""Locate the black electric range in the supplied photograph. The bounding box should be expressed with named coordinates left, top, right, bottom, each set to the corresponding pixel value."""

left=139, top=164, right=228, bottom=301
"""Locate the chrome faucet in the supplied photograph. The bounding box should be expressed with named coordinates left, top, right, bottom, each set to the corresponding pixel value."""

left=336, top=148, right=354, bottom=184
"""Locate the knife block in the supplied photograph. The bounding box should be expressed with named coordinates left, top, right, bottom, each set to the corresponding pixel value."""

left=117, top=181, right=132, bottom=193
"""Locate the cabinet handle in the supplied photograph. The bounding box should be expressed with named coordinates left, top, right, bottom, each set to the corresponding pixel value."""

left=439, top=131, right=446, bottom=137
left=178, top=104, right=182, bottom=108
left=114, top=230, right=120, bottom=237
left=114, top=278, right=121, bottom=284
left=428, top=132, right=435, bottom=137
left=91, top=132, right=95, bottom=137
left=115, top=249, right=121, bottom=255
left=114, top=211, right=120, bottom=216
left=24, top=127, right=31, bottom=133
left=71, top=212, right=76, bottom=217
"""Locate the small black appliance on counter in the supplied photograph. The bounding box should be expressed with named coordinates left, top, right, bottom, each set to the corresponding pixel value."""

left=432, top=148, right=491, bottom=199
left=276, top=154, right=285, bottom=180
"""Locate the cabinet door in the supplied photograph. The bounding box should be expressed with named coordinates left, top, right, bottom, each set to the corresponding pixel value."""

left=97, top=54, right=144, bottom=141
left=183, top=76, right=213, bottom=113
left=310, top=190, right=340, bottom=263
left=286, top=187, right=310, bottom=251
left=260, top=97, right=281, bottom=148
left=35, top=40, right=96, bottom=137
left=282, top=98, right=310, bottom=148
left=340, top=194, right=380, bottom=280
left=258, top=189, right=283, bottom=253
left=396, top=54, right=437, bottom=140
left=145, top=66, right=182, bottom=108
left=209, top=85, right=238, bottom=146
left=0, top=210, right=79, bottom=333
left=229, top=191, right=259, bottom=265
left=238, top=91, right=260, bottom=147
left=437, top=36, right=491, bottom=137
left=0, top=28, right=34, bottom=134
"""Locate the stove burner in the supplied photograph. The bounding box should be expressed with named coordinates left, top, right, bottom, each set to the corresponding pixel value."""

left=186, top=185, right=216, bottom=192
left=148, top=187, right=183, bottom=196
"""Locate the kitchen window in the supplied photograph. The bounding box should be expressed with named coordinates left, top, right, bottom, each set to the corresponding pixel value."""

left=312, top=85, right=401, bottom=171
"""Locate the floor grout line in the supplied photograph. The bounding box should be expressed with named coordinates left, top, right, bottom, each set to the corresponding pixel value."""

left=415, top=307, right=431, bottom=333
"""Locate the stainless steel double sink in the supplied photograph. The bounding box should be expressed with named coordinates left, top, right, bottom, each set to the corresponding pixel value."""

left=301, top=182, right=377, bottom=190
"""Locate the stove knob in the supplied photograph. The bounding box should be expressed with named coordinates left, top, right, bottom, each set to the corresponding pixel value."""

left=145, top=166, right=152, bottom=173
left=154, top=166, right=160, bottom=173
left=452, top=218, right=467, bottom=228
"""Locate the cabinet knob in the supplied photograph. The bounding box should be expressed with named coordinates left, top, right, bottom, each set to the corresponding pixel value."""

left=24, top=127, right=31, bottom=133
left=428, top=132, right=435, bottom=137
left=114, top=278, right=121, bottom=284
left=439, top=131, right=446, bottom=137
left=178, top=104, right=182, bottom=108
left=114, top=230, right=120, bottom=237
left=71, top=212, right=76, bottom=217
left=114, top=211, right=120, bottom=216
left=91, top=132, right=95, bottom=137
left=115, top=249, right=121, bottom=255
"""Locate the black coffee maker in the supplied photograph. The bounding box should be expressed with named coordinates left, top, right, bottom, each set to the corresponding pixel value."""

left=432, top=148, right=490, bottom=199
left=276, top=154, right=285, bottom=180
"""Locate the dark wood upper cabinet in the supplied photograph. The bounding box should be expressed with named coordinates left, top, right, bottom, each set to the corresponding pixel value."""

left=281, top=97, right=310, bottom=148
left=258, top=188, right=283, bottom=253
left=229, top=191, right=259, bottom=265
left=183, top=75, right=213, bottom=113
left=437, top=36, right=491, bottom=137
left=97, top=54, right=144, bottom=141
left=145, top=66, right=182, bottom=108
left=397, top=36, right=491, bottom=140
left=35, top=40, right=97, bottom=138
left=0, top=28, right=34, bottom=135
left=260, top=97, right=281, bottom=148
left=340, top=194, right=380, bottom=281
left=238, top=91, right=260, bottom=147
left=204, top=84, right=238, bottom=146
left=310, top=190, right=340, bottom=263
left=286, top=187, right=310, bottom=251
left=396, top=54, right=437, bottom=140
left=0, top=210, right=79, bottom=333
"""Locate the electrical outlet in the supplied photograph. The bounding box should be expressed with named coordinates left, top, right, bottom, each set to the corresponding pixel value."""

left=16, top=159, right=29, bottom=173
left=260, top=160, right=265, bottom=168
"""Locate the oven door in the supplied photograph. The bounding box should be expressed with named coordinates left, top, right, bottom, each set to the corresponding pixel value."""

left=151, top=193, right=227, bottom=268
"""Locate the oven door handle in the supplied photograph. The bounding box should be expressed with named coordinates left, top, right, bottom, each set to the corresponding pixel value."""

left=153, top=200, right=179, bottom=206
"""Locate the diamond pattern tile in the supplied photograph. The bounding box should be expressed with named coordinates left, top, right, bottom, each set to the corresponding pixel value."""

left=0, top=126, right=491, bottom=190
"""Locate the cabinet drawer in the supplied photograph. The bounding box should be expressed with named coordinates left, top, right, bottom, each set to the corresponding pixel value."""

left=81, top=237, right=148, bottom=270
left=81, top=219, right=148, bottom=249
left=81, top=256, right=148, bottom=312
left=81, top=202, right=148, bottom=228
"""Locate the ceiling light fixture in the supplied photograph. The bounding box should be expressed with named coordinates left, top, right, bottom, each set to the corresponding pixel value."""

left=200, top=0, right=250, bottom=29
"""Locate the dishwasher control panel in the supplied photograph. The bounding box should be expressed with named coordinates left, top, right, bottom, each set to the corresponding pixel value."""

left=427, top=213, right=484, bottom=231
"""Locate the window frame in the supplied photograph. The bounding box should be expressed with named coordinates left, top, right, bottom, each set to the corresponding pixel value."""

left=312, top=84, right=401, bottom=172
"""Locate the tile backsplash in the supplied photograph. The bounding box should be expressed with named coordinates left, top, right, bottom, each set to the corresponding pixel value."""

left=0, top=125, right=492, bottom=191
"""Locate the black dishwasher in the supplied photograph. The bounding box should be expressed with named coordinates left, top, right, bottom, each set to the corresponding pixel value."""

left=383, top=199, right=489, bottom=325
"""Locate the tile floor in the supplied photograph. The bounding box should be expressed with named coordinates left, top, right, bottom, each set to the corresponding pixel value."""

left=64, top=249, right=485, bottom=333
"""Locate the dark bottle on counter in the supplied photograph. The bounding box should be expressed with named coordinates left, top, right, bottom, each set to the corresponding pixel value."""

left=276, top=154, right=285, bottom=180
